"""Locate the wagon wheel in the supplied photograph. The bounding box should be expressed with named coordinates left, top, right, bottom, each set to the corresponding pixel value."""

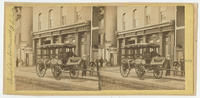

left=69, top=65, right=79, bottom=79
left=153, top=68, right=163, bottom=79
left=89, top=62, right=96, bottom=76
left=120, top=63, right=131, bottom=77
left=36, top=62, right=47, bottom=77
left=135, top=65, right=145, bottom=79
left=51, top=65, right=62, bottom=80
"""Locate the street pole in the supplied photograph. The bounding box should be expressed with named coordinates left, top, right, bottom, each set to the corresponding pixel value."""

left=90, top=7, right=93, bottom=63
left=96, top=60, right=101, bottom=90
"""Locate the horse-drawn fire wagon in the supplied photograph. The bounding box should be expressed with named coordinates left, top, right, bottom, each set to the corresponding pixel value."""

left=120, top=43, right=168, bottom=79
left=36, top=43, right=84, bottom=80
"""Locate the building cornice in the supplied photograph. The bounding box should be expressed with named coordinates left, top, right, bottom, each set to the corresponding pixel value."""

left=32, top=21, right=91, bottom=39
left=117, top=20, right=175, bottom=39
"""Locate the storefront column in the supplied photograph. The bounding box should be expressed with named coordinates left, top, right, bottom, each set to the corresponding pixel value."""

left=38, top=38, right=41, bottom=59
left=170, top=30, right=175, bottom=61
left=117, top=39, right=122, bottom=65
left=75, top=33, right=79, bottom=56
left=86, top=32, right=90, bottom=57
left=33, top=39, right=36, bottom=65
left=168, top=31, right=175, bottom=75
left=122, top=39, right=126, bottom=56
left=159, top=33, right=163, bottom=56
left=50, top=36, right=54, bottom=45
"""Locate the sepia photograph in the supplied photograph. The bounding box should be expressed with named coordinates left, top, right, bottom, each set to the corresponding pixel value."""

left=3, top=3, right=196, bottom=95
left=14, top=5, right=185, bottom=91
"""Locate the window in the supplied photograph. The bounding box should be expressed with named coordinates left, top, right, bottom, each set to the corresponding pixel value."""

left=48, top=9, right=53, bottom=28
left=137, top=36, right=143, bottom=43
left=38, top=13, right=42, bottom=31
left=75, top=7, right=81, bottom=23
left=60, top=7, right=66, bottom=25
left=132, top=9, right=137, bottom=28
left=176, top=6, right=185, bottom=27
left=145, top=6, right=151, bottom=25
left=122, top=13, right=126, bottom=30
left=160, top=7, right=167, bottom=23
left=98, top=34, right=101, bottom=45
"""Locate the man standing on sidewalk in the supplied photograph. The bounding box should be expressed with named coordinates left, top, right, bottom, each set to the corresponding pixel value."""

left=165, top=55, right=171, bottom=76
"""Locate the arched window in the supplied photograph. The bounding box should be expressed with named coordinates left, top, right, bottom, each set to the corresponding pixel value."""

left=145, top=6, right=151, bottom=25
left=132, top=9, right=137, bottom=28
left=48, top=9, right=53, bottom=28
left=122, top=13, right=126, bottom=30
left=60, top=6, right=66, bottom=25
left=38, top=13, right=42, bottom=31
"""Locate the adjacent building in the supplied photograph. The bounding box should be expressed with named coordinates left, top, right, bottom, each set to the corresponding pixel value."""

left=92, top=6, right=118, bottom=66
left=14, top=7, right=33, bottom=66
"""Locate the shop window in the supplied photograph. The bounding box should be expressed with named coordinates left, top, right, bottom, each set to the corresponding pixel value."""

left=137, top=36, right=143, bottom=43
left=80, top=33, right=86, bottom=43
left=53, top=36, right=59, bottom=43
left=126, top=38, right=136, bottom=45
left=146, top=35, right=151, bottom=43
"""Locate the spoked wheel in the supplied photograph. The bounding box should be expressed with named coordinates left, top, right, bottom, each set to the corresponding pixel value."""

left=120, top=63, right=131, bottom=77
left=51, top=65, right=62, bottom=80
left=153, top=68, right=163, bottom=79
left=36, top=62, right=47, bottom=77
left=69, top=65, right=79, bottom=79
left=135, top=65, right=145, bottom=79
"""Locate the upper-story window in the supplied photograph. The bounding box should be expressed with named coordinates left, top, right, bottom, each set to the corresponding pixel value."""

left=122, top=13, right=126, bottom=30
left=48, top=9, right=53, bottom=28
left=38, top=13, right=42, bottom=31
left=145, top=6, right=151, bottom=25
left=160, top=7, right=167, bottom=23
left=176, top=6, right=185, bottom=27
left=60, top=7, right=66, bottom=25
left=75, top=7, right=83, bottom=23
left=132, top=9, right=137, bottom=28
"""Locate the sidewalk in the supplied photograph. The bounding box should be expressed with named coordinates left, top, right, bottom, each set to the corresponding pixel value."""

left=100, top=66, right=185, bottom=90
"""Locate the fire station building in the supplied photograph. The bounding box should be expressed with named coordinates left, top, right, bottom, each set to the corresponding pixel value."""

left=32, top=6, right=91, bottom=64
left=117, top=6, right=185, bottom=65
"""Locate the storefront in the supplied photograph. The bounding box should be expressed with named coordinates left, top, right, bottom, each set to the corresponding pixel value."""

left=117, top=20, right=175, bottom=65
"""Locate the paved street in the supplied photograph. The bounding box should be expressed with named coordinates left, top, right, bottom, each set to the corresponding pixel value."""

left=15, top=66, right=185, bottom=91
left=15, top=66, right=99, bottom=91
left=100, top=66, right=185, bottom=90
